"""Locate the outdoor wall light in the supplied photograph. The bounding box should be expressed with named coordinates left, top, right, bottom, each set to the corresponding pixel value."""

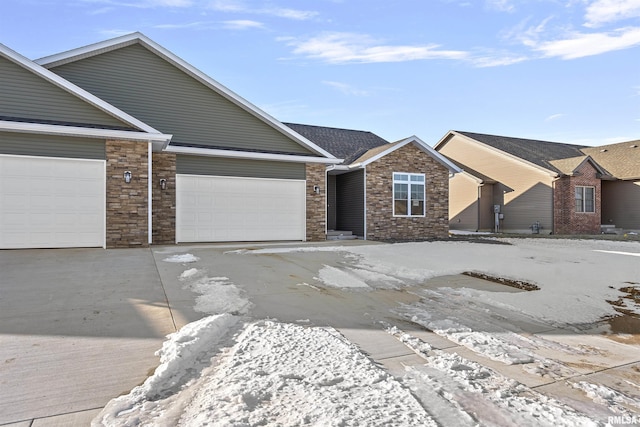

left=313, top=185, right=320, bottom=194
left=160, top=179, right=167, bottom=190
left=124, top=170, right=132, bottom=183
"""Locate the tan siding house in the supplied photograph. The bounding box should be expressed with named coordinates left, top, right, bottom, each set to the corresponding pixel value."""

left=435, top=131, right=635, bottom=235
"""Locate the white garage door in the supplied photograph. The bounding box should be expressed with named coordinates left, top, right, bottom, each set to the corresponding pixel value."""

left=177, top=174, right=306, bottom=242
left=0, top=155, right=105, bottom=249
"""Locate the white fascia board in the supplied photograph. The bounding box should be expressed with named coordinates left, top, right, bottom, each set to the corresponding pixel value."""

left=0, top=43, right=162, bottom=135
left=453, top=131, right=559, bottom=178
left=164, top=145, right=343, bottom=164
left=0, top=120, right=172, bottom=144
left=37, top=33, right=338, bottom=161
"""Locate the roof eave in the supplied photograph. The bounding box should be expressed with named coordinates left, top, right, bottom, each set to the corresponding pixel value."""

left=164, top=144, right=343, bottom=164
left=0, top=120, right=172, bottom=146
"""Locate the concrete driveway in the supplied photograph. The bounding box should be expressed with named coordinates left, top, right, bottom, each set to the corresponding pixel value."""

left=2, top=240, right=638, bottom=425
left=1, top=240, right=462, bottom=426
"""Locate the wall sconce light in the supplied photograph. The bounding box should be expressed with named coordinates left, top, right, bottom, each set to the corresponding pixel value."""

left=160, top=179, right=167, bottom=190
left=313, top=185, right=320, bottom=194
left=124, top=170, right=132, bottom=183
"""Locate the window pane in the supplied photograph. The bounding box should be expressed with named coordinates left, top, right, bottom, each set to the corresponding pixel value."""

left=394, top=173, right=408, bottom=181
left=411, top=183, right=424, bottom=201
left=575, top=187, right=584, bottom=212
left=394, top=183, right=408, bottom=199
left=585, top=187, right=595, bottom=212
left=410, top=175, right=424, bottom=182
left=394, top=199, right=408, bottom=215
left=410, top=200, right=424, bottom=216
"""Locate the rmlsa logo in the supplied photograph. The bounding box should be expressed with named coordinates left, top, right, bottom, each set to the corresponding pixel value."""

left=609, top=415, right=640, bottom=425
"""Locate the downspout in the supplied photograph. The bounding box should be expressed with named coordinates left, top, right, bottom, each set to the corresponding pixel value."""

left=148, top=141, right=153, bottom=245
left=477, top=184, right=482, bottom=232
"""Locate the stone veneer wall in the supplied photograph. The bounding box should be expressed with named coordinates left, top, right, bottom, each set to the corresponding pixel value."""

left=152, top=153, right=176, bottom=244
left=366, top=143, right=450, bottom=240
left=553, top=161, right=601, bottom=235
left=305, top=163, right=326, bottom=241
left=106, top=140, right=149, bottom=248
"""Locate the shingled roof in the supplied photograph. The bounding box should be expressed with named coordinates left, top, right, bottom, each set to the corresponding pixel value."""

left=457, top=131, right=588, bottom=175
left=285, top=123, right=389, bottom=164
left=581, top=140, right=640, bottom=180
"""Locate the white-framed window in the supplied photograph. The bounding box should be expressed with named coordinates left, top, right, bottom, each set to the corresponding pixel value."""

left=393, top=172, right=425, bottom=217
left=575, top=186, right=595, bottom=213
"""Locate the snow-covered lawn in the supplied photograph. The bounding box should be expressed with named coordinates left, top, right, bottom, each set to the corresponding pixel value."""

left=94, top=238, right=640, bottom=426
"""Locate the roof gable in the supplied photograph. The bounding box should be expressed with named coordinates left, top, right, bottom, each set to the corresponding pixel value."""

left=285, top=123, right=389, bottom=164
left=581, top=140, right=640, bottom=180
left=453, top=131, right=587, bottom=175
left=357, top=136, right=462, bottom=173
left=0, top=43, right=162, bottom=134
left=38, top=33, right=336, bottom=160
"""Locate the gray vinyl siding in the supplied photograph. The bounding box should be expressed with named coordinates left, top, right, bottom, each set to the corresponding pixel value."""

left=601, top=180, right=640, bottom=230
left=0, top=56, right=129, bottom=128
left=176, top=155, right=305, bottom=180
left=0, top=131, right=105, bottom=159
left=50, top=44, right=315, bottom=156
left=336, top=170, right=365, bottom=236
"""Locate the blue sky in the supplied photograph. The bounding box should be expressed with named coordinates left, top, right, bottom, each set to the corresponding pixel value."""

left=2, top=0, right=639, bottom=146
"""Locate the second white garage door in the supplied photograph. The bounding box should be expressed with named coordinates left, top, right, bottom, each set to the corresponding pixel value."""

left=176, top=175, right=306, bottom=242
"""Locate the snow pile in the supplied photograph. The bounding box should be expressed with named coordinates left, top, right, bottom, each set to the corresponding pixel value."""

left=163, top=253, right=200, bottom=263
left=94, top=320, right=434, bottom=426
left=93, top=314, right=240, bottom=426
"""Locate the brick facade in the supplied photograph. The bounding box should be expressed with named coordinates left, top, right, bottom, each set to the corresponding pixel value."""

left=105, top=140, right=149, bottom=248
left=553, top=161, right=601, bottom=235
left=152, top=153, right=176, bottom=244
left=365, top=143, right=450, bottom=240
left=305, top=163, right=327, bottom=241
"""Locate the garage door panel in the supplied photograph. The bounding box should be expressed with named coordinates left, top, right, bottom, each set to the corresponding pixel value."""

left=0, top=155, right=105, bottom=249
left=177, top=174, right=305, bottom=242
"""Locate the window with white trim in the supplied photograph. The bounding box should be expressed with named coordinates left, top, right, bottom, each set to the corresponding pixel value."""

left=575, top=186, right=595, bottom=213
left=393, top=173, right=425, bottom=216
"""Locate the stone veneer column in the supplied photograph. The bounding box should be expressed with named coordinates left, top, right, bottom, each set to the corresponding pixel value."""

left=106, top=140, right=149, bottom=248
left=305, top=163, right=327, bottom=241
left=152, top=153, right=176, bottom=244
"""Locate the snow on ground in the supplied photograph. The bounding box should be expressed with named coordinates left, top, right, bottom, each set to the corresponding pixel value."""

left=94, top=315, right=434, bottom=427
left=94, top=240, right=640, bottom=426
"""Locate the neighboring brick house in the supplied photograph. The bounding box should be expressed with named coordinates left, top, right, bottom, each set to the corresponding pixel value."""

left=435, top=131, right=638, bottom=235
left=287, top=124, right=461, bottom=240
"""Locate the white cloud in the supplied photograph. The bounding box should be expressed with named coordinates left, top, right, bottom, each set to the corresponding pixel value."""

left=585, top=0, right=640, bottom=27
left=322, top=81, right=369, bottom=96
left=99, top=29, right=137, bottom=37
left=545, top=113, right=565, bottom=122
left=284, top=32, right=468, bottom=64
left=486, top=0, right=515, bottom=12
left=209, top=0, right=318, bottom=20
left=222, top=19, right=264, bottom=30
left=154, top=21, right=210, bottom=29
left=471, top=52, right=528, bottom=67
left=82, top=0, right=193, bottom=7
left=533, top=26, right=640, bottom=59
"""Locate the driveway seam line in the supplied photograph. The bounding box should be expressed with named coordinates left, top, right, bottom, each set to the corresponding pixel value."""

left=150, top=247, right=178, bottom=332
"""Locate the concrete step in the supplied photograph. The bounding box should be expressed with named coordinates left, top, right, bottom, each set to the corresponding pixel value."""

left=326, top=230, right=358, bottom=240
